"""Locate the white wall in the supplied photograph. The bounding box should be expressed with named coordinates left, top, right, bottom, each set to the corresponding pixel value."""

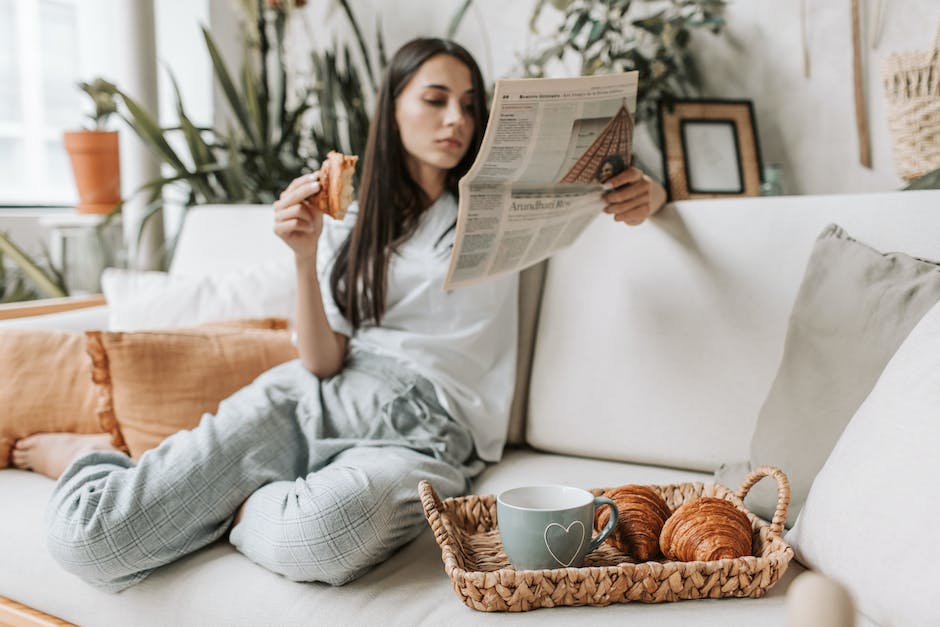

left=690, top=0, right=936, bottom=195
left=210, top=0, right=937, bottom=196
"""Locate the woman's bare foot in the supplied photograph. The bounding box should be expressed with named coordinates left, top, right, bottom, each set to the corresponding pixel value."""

left=11, top=433, right=118, bottom=480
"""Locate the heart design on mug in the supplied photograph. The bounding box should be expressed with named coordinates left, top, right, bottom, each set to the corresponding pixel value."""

left=543, top=520, right=585, bottom=567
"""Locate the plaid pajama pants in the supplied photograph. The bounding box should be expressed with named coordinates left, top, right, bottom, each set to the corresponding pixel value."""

left=44, top=352, right=481, bottom=592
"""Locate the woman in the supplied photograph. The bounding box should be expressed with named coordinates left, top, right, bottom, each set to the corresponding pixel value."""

left=12, top=38, right=664, bottom=590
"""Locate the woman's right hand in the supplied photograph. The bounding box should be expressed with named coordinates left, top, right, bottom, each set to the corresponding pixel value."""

left=273, top=172, right=323, bottom=260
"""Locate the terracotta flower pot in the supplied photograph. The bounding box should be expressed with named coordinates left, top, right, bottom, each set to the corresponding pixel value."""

left=63, top=130, right=121, bottom=215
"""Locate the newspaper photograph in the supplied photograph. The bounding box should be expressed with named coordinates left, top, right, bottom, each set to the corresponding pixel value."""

left=443, top=71, right=639, bottom=290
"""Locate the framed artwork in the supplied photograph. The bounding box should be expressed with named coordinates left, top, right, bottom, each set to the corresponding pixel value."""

left=658, top=99, right=763, bottom=201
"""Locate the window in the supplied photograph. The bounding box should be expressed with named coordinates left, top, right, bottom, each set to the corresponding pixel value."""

left=0, top=0, right=80, bottom=206
left=0, top=0, right=217, bottom=211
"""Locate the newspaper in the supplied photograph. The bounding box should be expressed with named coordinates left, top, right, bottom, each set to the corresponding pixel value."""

left=443, top=71, right=638, bottom=290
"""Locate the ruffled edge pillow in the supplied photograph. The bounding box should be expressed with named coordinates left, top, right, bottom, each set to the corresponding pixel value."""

left=87, top=318, right=297, bottom=458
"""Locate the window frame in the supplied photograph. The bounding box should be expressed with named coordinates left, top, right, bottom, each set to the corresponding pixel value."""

left=0, top=0, right=83, bottom=208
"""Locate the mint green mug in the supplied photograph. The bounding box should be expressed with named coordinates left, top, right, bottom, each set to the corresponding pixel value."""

left=497, top=485, right=619, bottom=570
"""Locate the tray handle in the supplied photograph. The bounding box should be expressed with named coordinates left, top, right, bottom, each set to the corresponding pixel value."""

left=419, top=480, right=449, bottom=550
left=734, top=465, right=790, bottom=537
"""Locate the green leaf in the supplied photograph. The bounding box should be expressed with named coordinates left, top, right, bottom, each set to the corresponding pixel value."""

left=376, top=16, right=388, bottom=70
left=135, top=195, right=170, bottom=262
left=311, top=48, right=342, bottom=151
left=256, top=3, right=272, bottom=147
left=675, top=28, right=691, bottom=48
left=243, top=59, right=264, bottom=150
left=904, top=167, right=940, bottom=190
left=0, top=231, right=67, bottom=298
left=586, top=19, right=608, bottom=48
left=202, top=25, right=260, bottom=147
left=274, top=100, right=312, bottom=155
left=220, top=137, right=248, bottom=201
left=633, top=11, right=667, bottom=35
left=529, top=0, right=548, bottom=32
left=117, top=90, right=189, bottom=174
left=165, top=66, right=220, bottom=200
left=566, top=12, right=590, bottom=47
left=337, top=0, right=376, bottom=92
left=447, top=0, right=473, bottom=38
left=274, top=11, right=288, bottom=147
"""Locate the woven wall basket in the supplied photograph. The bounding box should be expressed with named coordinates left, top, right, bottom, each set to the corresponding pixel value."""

left=882, top=21, right=940, bottom=182
left=420, top=466, right=793, bottom=612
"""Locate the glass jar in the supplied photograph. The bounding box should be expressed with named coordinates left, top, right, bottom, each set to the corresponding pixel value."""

left=760, top=163, right=785, bottom=196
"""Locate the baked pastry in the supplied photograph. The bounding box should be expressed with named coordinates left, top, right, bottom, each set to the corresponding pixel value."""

left=312, top=151, right=358, bottom=219
left=659, top=497, right=752, bottom=562
left=595, top=485, right=671, bottom=561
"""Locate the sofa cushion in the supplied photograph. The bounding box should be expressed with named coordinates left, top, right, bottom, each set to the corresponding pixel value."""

left=168, top=204, right=292, bottom=277
left=717, top=224, right=940, bottom=526
left=528, top=191, right=940, bottom=473
left=787, top=299, right=940, bottom=627
left=0, top=329, right=104, bottom=467
left=89, top=320, right=298, bottom=458
left=0, top=304, right=109, bottom=331
left=0, top=451, right=818, bottom=627
left=102, top=260, right=296, bottom=331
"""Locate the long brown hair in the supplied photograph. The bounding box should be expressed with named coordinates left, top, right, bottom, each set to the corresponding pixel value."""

left=329, top=38, right=488, bottom=329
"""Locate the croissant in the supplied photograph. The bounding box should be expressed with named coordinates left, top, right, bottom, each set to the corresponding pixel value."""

left=659, top=497, right=752, bottom=562
left=312, top=151, right=358, bottom=220
left=595, top=485, right=671, bottom=561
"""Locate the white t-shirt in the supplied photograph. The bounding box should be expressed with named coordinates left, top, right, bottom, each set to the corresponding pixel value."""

left=315, top=193, right=519, bottom=462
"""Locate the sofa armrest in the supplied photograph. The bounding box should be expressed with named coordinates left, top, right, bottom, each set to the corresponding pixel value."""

left=0, top=295, right=105, bottom=321
left=0, top=297, right=109, bottom=331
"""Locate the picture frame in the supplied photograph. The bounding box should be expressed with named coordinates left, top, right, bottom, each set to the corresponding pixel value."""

left=658, top=99, right=763, bottom=201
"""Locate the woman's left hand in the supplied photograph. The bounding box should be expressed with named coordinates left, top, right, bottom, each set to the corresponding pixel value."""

left=601, top=167, right=666, bottom=226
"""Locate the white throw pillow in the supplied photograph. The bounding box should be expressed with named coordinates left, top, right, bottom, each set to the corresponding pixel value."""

left=102, top=260, right=296, bottom=331
left=101, top=268, right=175, bottom=300
left=786, top=299, right=940, bottom=627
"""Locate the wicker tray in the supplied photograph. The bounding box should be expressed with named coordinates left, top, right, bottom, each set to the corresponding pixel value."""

left=420, top=466, right=794, bottom=612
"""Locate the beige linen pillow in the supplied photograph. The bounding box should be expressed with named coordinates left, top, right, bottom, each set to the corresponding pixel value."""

left=786, top=299, right=940, bottom=626
left=88, top=322, right=298, bottom=460
left=716, top=224, right=940, bottom=525
left=0, top=329, right=103, bottom=467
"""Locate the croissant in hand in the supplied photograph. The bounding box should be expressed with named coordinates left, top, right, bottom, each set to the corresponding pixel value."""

left=659, top=497, right=752, bottom=562
left=595, top=485, right=671, bottom=561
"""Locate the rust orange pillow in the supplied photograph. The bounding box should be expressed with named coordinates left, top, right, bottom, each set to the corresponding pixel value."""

left=0, top=329, right=103, bottom=468
left=87, top=322, right=298, bottom=459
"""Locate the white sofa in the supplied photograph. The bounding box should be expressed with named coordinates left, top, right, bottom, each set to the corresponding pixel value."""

left=2, top=190, right=938, bottom=626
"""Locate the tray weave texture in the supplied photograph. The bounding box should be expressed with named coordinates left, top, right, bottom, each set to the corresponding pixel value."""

left=420, top=466, right=793, bottom=612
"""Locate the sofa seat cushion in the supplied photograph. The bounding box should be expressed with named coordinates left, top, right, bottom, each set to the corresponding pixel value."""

left=0, top=450, right=820, bottom=627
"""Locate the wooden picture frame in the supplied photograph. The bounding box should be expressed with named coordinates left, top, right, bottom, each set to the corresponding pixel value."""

left=658, top=99, right=763, bottom=201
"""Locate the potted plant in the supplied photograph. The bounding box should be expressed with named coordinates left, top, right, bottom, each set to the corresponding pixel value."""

left=518, top=0, right=726, bottom=123
left=516, top=0, right=726, bottom=174
left=63, top=78, right=122, bottom=215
